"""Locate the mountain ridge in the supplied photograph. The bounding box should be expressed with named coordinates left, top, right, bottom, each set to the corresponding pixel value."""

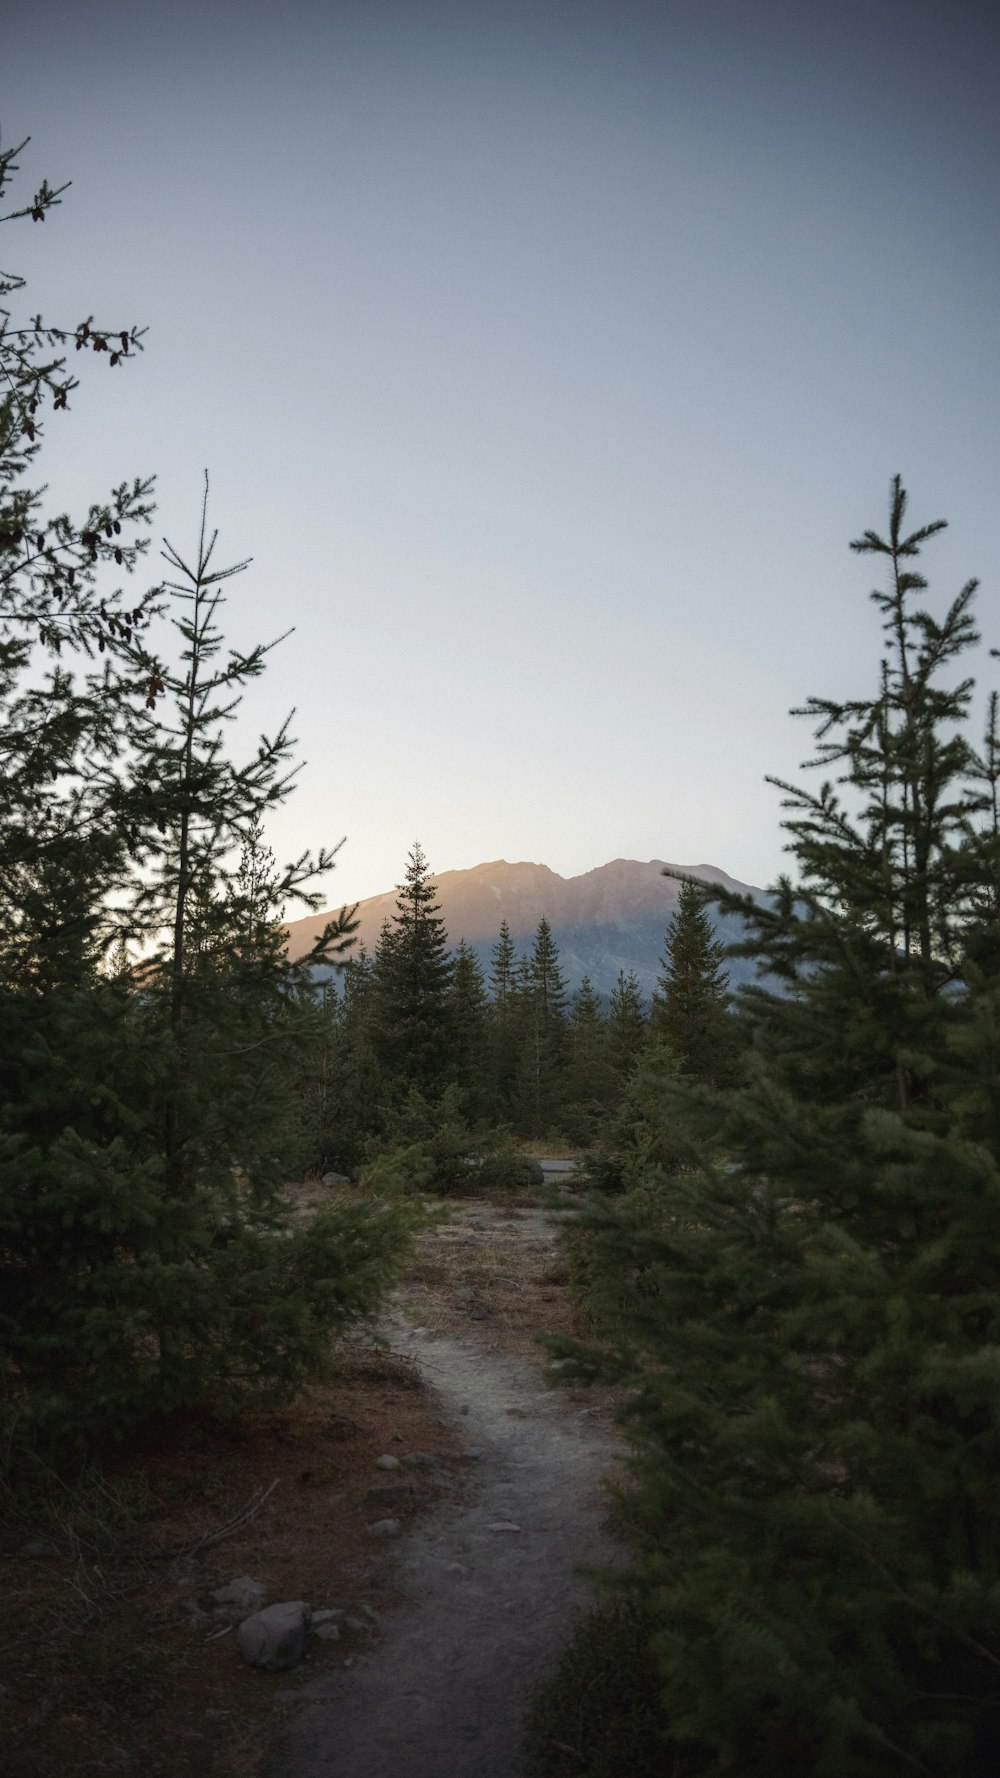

left=285, top=856, right=764, bottom=1002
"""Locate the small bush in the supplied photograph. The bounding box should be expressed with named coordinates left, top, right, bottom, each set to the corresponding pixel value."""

left=522, top=1599, right=698, bottom=1778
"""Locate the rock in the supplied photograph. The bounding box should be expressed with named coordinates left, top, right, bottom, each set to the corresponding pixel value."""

left=211, top=1576, right=266, bottom=1623
left=237, top=1602, right=311, bottom=1671
left=468, top=1304, right=489, bottom=1321
left=487, top=1520, right=522, bottom=1533
left=454, top=1286, right=475, bottom=1302
left=313, top=1623, right=341, bottom=1642
left=321, top=1171, right=351, bottom=1187
left=342, top=1615, right=366, bottom=1632
left=401, top=1450, right=438, bottom=1469
left=311, top=1610, right=342, bottom=1625
left=523, top=1159, right=545, bottom=1185
left=365, top=1483, right=413, bottom=1506
left=366, top=1518, right=401, bottom=1537
left=459, top=1404, right=470, bottom=1415
left=20, top=1538, right=61, bottom=1558
left=375, top=1453, right=400, bottom=1471
left=458, top=1447, right=486, bottom=1463
left=548, top=1357, right=578, bottom=1374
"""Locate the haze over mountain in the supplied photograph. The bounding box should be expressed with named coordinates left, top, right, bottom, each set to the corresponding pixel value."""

left=285, top=858, right=764, bottom=1002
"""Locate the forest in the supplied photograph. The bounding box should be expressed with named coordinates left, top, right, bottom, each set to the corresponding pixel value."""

left=310, top=843, right=732, bottom=1187
left=4, top=133, right=1000, bottom=1778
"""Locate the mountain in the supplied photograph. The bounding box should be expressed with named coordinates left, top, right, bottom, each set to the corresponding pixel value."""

left=284, top=858, right=765, bottom=1003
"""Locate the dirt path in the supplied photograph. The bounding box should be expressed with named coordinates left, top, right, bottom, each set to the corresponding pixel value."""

left=268, top=1202, right=623, bottom=1778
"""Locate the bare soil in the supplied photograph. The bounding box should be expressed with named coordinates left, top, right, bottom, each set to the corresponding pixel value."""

left=2, top=1191, right=621, bottom=1778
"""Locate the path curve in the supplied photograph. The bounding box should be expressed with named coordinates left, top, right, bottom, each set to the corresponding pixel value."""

left=269, top=1308, right=621, bottom=1777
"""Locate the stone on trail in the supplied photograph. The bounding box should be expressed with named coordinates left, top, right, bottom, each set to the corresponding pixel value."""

left=366, top=1518, right=401, bottom=1537
left=321, top=1171, right=351, bottom=1187
left=375, top=1453, right=401, bottom=1470
left=468, top=1304, right=489, bottom=1321
left=458, top=1447, right=487, bottom=1463
left=211, top=1576, right=266, bottom=1623
left=402, top=1450, right=439, bottom=1469
left=237, top=1601, right=311, bottom=1670
left=487, top=1520, right=521, bottom=1533
left=313, top=1623, right=341, bottom=1642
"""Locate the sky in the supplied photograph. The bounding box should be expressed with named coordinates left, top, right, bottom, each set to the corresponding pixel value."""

left=4, top=0, right=999, bottom=911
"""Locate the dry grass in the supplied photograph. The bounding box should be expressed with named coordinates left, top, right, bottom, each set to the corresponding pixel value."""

left=399, top=1199, right=589, bottom=1361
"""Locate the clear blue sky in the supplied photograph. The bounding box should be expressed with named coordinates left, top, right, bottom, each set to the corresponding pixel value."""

left=4, top=0, right=998, bottom=909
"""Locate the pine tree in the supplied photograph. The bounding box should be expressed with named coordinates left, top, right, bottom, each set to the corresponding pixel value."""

left=449, top=939, right=490, bottom=1119
left=0, top=153, right=409, bottom=1450
left=514, top=916, right=569, bottom=1136
left=651, top=877, right=734, bottom=1084
left=565, top=974, right=615, bottom=1142
left=529, top=914, right=568, bottom=1022
left=371, top=842, right=455, bottom=1101
left=607, top=968, right=648, bottom=1085
left=572, top=481, right=1000, bottom=1777
left=486, top=920, right=521, bottom=1119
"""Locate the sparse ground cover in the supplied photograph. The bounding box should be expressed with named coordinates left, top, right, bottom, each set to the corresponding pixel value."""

left=1, top=1340, right=463, bottom=1778
left=2, top=1176, right=623, bottom=1778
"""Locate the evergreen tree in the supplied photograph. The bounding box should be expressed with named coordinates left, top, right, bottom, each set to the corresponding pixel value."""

left=529, top=913, right=568, bottom=1022
left=0, top=139, right=410, bottom=1448
left=565, top=974, right=615, bottom=1142
left=317, top=944, right=388, bottom=1173
left=371, top=842, right=455, bottom=1100
left=651, top=877, right=734, bottom=1084
left=489, top=918, right=517, bottom=1010
left=607, top=968, right=648, bottom=1085
left=572, top=482, right=1000, bottom=1777
left=449, top=939, right=490, bottom=1119
left=514, top=916, right=569, bottom=1136
left=487, top=919, right=520, bottom=1119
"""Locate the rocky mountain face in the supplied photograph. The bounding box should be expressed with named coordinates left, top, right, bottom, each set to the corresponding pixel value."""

left=285, top=857, right=764, bottom=1003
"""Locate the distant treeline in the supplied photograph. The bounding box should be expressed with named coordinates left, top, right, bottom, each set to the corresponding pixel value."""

left=311, top=843, right=734, bottom=1173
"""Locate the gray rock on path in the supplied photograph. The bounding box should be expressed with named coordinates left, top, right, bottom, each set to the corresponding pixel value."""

left=211, top=1576, right=266, bottom=1623
left=366, top=1518, right=401, bottom=1538
left=238, top=1602, right=312, bottom=1671
left=375, top=1453, right=400, bottom=1470
left=321, top=1171, right=351, bottom=1187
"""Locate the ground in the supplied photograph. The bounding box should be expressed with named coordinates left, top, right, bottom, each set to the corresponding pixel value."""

left=1, top=1184, right=615, bottom=1778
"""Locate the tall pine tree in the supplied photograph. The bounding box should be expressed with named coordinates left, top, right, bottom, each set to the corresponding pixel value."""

left=651, top=877, right=734, bottom=1084
left=572, top=481, right=1000, bottom=1777
left=371, top=842, right=455, bottom=1101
